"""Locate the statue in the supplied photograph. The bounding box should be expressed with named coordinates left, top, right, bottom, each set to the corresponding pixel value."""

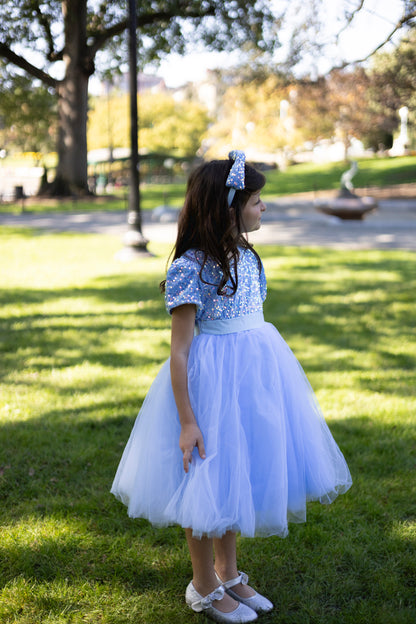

left=390, top=106, right=409, bottom=156
left=340, top=161, right=358, bottom=197
left=314, top=161, right=377, bottom=220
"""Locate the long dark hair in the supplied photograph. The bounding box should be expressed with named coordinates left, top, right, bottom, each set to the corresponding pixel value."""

left=160, top=157, right=266, bottom=295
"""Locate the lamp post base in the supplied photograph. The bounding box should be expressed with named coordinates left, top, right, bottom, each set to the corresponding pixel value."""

left=115, top=229, right=153, bottom=261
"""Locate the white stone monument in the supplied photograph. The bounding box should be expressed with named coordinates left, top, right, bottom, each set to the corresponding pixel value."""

left=390, top=106, right=409, bottom=156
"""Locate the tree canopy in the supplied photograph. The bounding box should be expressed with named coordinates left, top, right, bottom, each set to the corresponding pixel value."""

left=0, top=0, right=279, bottom=194
left=368, top=29, right=416, bottom=136
left=0, top=63, right=56, bottom=155
left=0, top=1, right=415, bottom=194
left=87, top=90, right=210, bottom=157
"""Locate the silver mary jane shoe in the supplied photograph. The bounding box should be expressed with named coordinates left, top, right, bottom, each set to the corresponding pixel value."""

left=185, top=581, right=258, bottom=623
left=215, top=571, right=274, bottom=614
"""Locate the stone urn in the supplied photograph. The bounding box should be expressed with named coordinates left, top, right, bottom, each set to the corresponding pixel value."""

left=315, top=161, right=378, bottom=220
left=315, top=188, right=378, bottom=220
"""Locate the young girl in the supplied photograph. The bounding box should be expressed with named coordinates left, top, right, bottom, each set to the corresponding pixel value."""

left=111, top=151, right=352, bottom=623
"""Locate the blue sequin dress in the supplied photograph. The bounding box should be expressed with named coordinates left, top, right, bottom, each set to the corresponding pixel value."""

left=111, top=248, right=352, bottom=538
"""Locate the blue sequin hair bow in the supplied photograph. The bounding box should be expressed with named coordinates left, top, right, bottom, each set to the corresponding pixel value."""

left=226, top=150, right=246, bottom=206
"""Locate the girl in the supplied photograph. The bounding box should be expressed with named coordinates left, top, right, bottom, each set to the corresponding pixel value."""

left=111, top=151, right=352, bottom=623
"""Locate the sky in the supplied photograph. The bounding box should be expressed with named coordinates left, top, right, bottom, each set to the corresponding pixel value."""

left=153, top=0, right=405, bottom=87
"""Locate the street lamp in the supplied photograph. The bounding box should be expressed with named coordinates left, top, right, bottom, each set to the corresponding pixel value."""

left=118, top=0, right=149, bottom=259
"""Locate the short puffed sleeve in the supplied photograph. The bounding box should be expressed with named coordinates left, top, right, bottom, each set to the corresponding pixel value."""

left=165, top=255, right=203, bottom=314
left=259, top=261, right=267, bottom=302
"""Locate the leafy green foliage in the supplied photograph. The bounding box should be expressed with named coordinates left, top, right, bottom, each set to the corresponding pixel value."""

left=0, top=1, right=279, bottom=72
left=139, top=93, right=210, bottom=157
left=0, top=0, right=279, bottom=191
left=369, top=29, right=416, bottom=143
left=87, top=91, right=130, bottom=151
left=206, top=74, right=293, bottom=155
left=88, top=90, right=210, bottom=157
left=0, top=64, right=56, bottom=154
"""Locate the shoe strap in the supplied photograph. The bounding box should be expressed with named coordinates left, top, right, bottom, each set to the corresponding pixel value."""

left=191, top=585, right=225, bottom=612
left=221, top=570, right=249, bottom=590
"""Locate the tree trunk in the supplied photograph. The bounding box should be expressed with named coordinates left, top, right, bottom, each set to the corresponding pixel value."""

left=53, top=0, right=91, bottom=195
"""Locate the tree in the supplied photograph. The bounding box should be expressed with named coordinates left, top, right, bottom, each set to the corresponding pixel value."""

left=87, top=91, right=130, bottom=153
left=0, top=0, right=279, bottom=195
left=288, top=77, right=334, bottom=147
left=0, top=64, right=57, bottom=155
left=88, top=90, right=210, bottom=157
left=204, top=74, right=295, bottom=158
left=335, top=0, right=416, bottom=65
left=326, top=68, right=375, bottom=159
left=292, top=68, right=377, bottom=160
left=287, top=0, right=416, bottom=73
left=367, top=30, right=416, bottom=148
left=139, top=93, right=210, bottom=157
left=291, top=67, right=399, bottom=158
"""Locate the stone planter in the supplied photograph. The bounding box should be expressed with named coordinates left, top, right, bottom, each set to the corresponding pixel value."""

left=315, top=193, right=378, bottom=220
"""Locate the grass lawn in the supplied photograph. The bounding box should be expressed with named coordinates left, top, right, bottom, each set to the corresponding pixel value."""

left=0, top=182, right=187, bottom=214
left=263, top=155, right=416, bottom=196
left=0, top=227, right=415, bottom=623
left=1, top=155, right=415, bottom=214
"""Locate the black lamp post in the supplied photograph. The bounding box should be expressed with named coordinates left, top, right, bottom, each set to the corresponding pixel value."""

left=118, top=0, right=149, bottom=258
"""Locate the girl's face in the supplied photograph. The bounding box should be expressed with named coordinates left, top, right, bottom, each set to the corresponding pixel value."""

left=240, top=191, right=266, bottom=233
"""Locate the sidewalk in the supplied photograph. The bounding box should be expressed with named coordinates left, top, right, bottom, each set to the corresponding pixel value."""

left=1, top=196, right=416, bottom=251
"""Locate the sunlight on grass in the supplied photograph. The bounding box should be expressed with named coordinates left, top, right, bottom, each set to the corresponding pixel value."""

left=1, top=156, right=415, bottom=216
left=263, top=155, right=416, bottom=197
left=391, top=520, right=416, bottom=542
left=1, top=227, right=415, bottom=623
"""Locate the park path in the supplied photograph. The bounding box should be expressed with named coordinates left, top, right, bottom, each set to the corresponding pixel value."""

left=1, top=196, right=416, bottom=251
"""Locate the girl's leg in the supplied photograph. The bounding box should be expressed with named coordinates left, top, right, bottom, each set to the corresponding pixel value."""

left=213, top=531, right=256, bottom=599
left=213, top=530, right=238, bottom=581
left=185, top=529, right=239, bottom=613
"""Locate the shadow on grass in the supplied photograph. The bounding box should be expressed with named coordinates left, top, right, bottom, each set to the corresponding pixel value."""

left=1, top=242, right=415, bottom=621
left=0, top=273, right=170, bottom=381
left=0, top=272, right=165, bottom=307
left=0, top=411, right=415, bottom=623
left=261, top=247, right=416, bottom=383
left=2, top=251, right=415, bottom=394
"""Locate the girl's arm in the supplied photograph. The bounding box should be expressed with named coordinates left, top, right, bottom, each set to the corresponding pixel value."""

left=170, top=304, right=206, bottom=473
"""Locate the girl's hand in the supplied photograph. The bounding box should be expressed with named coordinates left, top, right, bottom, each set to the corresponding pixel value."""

left=179, top=423, right=206, bottom=473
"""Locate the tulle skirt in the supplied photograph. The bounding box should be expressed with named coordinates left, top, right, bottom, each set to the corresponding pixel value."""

left=111, top=314, right=352, bottom=538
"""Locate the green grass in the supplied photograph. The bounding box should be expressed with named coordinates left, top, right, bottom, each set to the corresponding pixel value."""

left=264, top=155, right=416, bottom=196
left=1, top=155, right=415, bottom=214
left=0, top=227, right=415, bottom=623
left=0, top=182, right=187, bottom=214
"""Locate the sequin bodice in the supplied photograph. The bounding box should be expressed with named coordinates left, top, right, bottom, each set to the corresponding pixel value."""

left=165, top=248, right=267, bottom=322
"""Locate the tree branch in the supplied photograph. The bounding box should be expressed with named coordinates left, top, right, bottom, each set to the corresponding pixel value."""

left=333, top=9, right=416, bottom=70
left=88, top=5, right=216, bottom=56
left=336, top=0, right=365, bottom=42
left=34, top=4, right=57, bottom=62
left=0, top=42, right=58, bottom=88
left=28, top=4, right=217, bottom=76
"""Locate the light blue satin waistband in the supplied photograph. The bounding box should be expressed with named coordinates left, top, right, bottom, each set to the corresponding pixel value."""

left=196, top=311, right=265, bottom=335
